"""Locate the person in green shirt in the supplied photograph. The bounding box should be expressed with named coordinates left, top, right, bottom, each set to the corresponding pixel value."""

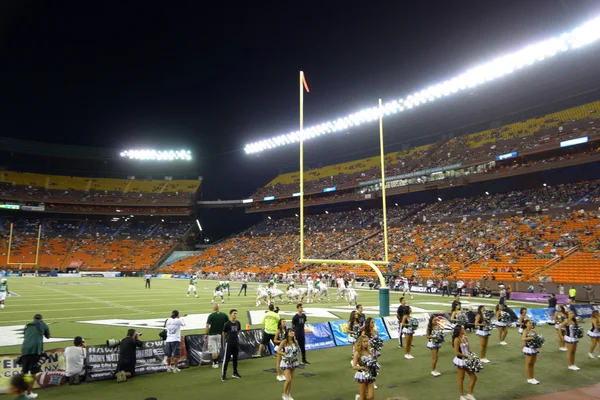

left=254, top=304, right=281, bottom=357
left=187, top=275, right=198, bottom=298
left=206, top=304, right=230, bottom=368
left=20, top=314, right=50, bottom=398
left=569, top=286, right=577, bottom=303
left=0, top=278, right=8, bottom=310
left=8, top=374, right=30, bottom=400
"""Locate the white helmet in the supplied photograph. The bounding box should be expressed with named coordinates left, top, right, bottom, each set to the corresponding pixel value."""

left=270, top=279, right=274, bottom=283
left=290, top=281, right=295, bottom=285
left=219, top=281, right=224, bottom=285
left=316, top=278, right=321, bottom=282
left=1, top=278, right=6, bottom=283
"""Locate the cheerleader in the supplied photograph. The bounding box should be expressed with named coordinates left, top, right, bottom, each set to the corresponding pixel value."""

left=554, top=305, right=568, bottom=351
left=450, top=303, right=462, bottom=324
left=425, top=315, right=442, bottom=376
left=353, top=335, right=376, bottom=400
left=517, top=308, right=527, bottom=335
left=521, top=320, right=540, bottom=384
left=473, top=306, right=490, bottom=363
left=559, top=310, right=580, bottom=370
left=274, top=319, right=287, bottom=382
left=348, top=311, right=363, bottom=366
left=452, top=325, right=477, bottom=400
left=495, top=304, right=508, bottom=345
left=362, top=317, right=380, bottom=390
left=401, top=307, right=415, bottom=359
left=587, top=310, right=600, bottom=358
left=277, top=328, right=300, bottom=400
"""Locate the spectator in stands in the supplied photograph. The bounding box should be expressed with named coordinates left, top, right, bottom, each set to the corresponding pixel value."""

left=114, top=329, right=143, bottom=382
left=64, top=336, right=87, bottom=385
left=20, top=313, right=51, bottom=399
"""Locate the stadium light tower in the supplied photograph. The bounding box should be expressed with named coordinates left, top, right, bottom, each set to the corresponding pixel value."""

left=243, top=14, right=600, bottom=154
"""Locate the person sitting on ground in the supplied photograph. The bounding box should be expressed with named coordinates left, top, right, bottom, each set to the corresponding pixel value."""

left=64, top=336, right=87, bottom=385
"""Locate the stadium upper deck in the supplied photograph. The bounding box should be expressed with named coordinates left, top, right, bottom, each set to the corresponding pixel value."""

left=0, top=171, right=201, bottom=211
left=252, top=100, right=600, bottom=200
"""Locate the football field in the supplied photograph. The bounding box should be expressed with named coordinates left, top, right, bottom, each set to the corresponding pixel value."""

left=1, top=277, right=599, bottom=400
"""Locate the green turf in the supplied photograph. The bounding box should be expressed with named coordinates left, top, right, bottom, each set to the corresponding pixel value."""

left=1, top=277, right=599, bottom=400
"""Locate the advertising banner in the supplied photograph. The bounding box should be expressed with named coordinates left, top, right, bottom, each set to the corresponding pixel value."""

left=510, top=292, right=569, bottom=304
left=56, top=273, right=81, bottom=278
left=236, top=329, right=273, bottom=360
left=303, top=322, right=336, bottom=351
left=329, top=320, right=354, bottom=346
left=184, top=334, right=213, bottom=366
left=382, top=314, right=429, bottom=339
left=373, top=318, right=391, bottom=340
left=0, top=349, right=66, bottom=394
left=525, top=308, right=555, bottom=325
left=573, top=304, right=594, bottom=319
left=85, top=339, right=188, bottom=382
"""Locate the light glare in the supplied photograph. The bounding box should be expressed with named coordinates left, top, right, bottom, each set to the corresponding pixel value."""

left=244, top=15, right=600, bottom=154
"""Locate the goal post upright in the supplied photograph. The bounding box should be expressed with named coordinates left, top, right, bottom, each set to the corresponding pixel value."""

left=6, top=223, right=42, bottom=267
left=298, top=71, right=390, bottom=317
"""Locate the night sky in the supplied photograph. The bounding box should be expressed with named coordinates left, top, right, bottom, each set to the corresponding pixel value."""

left=1, top=1, right=599, bottom=237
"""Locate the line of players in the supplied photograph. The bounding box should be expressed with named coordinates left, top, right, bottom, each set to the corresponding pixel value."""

left=255, top=277, right=358, bottom=307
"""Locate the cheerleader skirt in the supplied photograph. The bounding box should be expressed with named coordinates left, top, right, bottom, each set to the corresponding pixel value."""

left=522, top=347, right=538, bottom=356
left=354, top=371, right=376, bottom=383
left=555, top=324, right=566, bottom=331
left=348, top=336, right=357, bottom=344
left=518, top=328, right=523, bottom=335
left=564, top=336, right=578, bottom=344
left=404, top=328, right=414, bottom=336
left=588, top=329, right=600, bottom=338
left=476, top=330, right=490, bottom=337
left=495, top=322, right=507, bottom=327
left=426, top=342, right=440, bottom=350
left=453, top=356, right=467, bottom=369
left=280, top=360, right=299, bottom=370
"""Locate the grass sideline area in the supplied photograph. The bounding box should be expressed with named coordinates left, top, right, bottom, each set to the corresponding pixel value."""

left=1, top=277, right=599, bottom=400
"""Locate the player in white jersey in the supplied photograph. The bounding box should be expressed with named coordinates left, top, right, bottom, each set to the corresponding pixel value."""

left=256, top=285, right=269, bottom=306
left=336, top=277, right=349, bottom=302
left=306, top=278, right=315, bottom=304
left=402, top=277, right=414, bottom=300
left=0, top=278, right=8, bottom=310
left=269, top=288, right=284, bottom=305
left=317, top=281, right=330, bottom=303
left=347, top=287, right=358, bottom=306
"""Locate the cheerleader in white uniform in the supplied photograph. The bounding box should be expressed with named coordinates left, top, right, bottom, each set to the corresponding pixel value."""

left=554, top=305, right=568, bottom=351
left=453, top=325, right=477, bottom=400
left=473, top=306, right=490, bottom=363
left=521, top=320, right=540, bottom=385
left=517, top=308, right=527, bottom=335
left=348, top=311, right=363, bottom=366
left=559, top=311, right=580, bottom=371
left=401, top=307, right=415, bottom=359
left=274, top=319, right=287, bottom=382
left=425, top=315, right=442, bottom=376
left=353, top=335, right=376, bottom=400
left=495, top=304, right=508, bottom=345
left=587, top=310, right=600, bottom=358
left=278, top=328, right=299, bottom=400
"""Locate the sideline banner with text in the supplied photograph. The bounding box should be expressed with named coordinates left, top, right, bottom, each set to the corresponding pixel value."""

left=383, top=313, right=430, bottom=339
left=304, top=323, right=336, bottom=351
left=86, top=339, right=188, bottom=382
left=0, top=349, right=66, bottom=394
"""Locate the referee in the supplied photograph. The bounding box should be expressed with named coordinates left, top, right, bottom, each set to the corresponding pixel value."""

left=238, top=277, right=248, bottom=296
left=221, top=309, right=242, bottom=381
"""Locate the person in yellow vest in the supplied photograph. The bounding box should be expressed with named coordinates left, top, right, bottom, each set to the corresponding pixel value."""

left=569, top=286, right=577, bottom=303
